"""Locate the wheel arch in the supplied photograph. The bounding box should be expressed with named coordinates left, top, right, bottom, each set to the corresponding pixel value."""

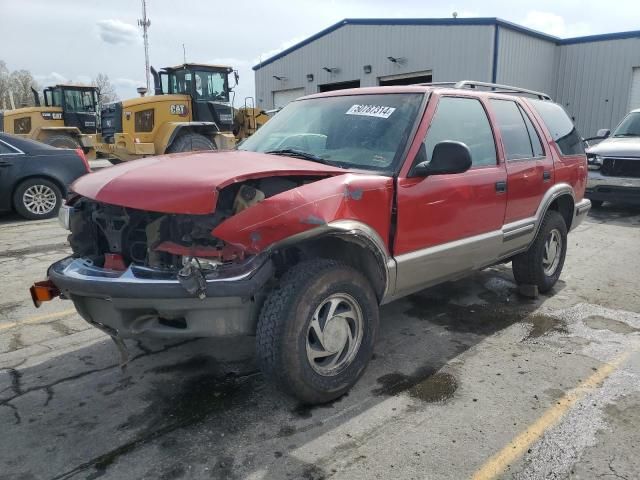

left=268, top=220, right=391, bottom=304
left=161, top=122, right=219, bottom=153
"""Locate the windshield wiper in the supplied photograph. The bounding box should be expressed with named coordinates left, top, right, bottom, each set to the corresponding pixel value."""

left=265, top=148, right=341, bottom=167
left=613, top=133, right=640, bottom=137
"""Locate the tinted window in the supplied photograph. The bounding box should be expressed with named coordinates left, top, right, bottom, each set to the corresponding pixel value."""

left=0, top=141, right=16, bottom=154
left=424, top=97, right=496, bottom=166
left=530, top=100, right=584, bottom=155
left=520, top=105, right=544, bottom=157
left=490, top=99, right=535, bottom=160
left=612, top=112, right=640, bottom=137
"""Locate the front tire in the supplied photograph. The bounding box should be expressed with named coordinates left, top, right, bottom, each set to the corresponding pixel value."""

left=13, top=178, right=62, bottom=220
left=256, top=259, right=379, bottom=404
left=166, top=132, right=216, bottom=153
left=44, top=134, right=80, bottom=149
left=512, top=210, right=568, bottom=293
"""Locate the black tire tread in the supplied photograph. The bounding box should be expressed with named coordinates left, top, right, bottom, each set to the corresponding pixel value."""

left=256, top=259, right=341, bottom=390
left=166, top=132, right=215, bottom=153
left=512, top=210, right=567, bottom=293
left=44, top=134, right=80, bottom=149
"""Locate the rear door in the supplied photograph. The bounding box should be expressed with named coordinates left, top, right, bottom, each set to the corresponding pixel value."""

left=393, top=93, right=507, bottom=297
left=489, top=98, right=551, bottom=224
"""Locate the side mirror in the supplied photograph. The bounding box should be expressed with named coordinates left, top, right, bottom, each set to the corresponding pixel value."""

left=411, top=141, right=473, bottom=177
left=596, top=128, right=610, bottom=139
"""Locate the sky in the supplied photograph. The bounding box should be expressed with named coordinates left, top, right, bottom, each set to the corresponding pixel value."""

left=2, top=0, right=638, bottom=104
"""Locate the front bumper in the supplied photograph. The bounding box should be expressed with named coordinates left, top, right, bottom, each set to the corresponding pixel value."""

left=586, top=171, right=640, bottom=204
left=48, top=255, right=273, bottom=338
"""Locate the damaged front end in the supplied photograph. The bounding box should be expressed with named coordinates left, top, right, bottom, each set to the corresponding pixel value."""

left=46, top=175, right=324, bottom=340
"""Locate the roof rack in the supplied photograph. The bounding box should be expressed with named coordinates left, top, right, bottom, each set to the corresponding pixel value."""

left=414, top=80, right=552, bottom=100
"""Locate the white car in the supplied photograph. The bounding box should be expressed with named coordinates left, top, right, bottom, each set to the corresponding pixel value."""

left=586, top=108, right=640, bottom=207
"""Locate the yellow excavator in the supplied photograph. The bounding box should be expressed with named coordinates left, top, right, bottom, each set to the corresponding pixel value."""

left=0, top=84, right=98, bottom=158
left=96, top=63, right=268, bottom=163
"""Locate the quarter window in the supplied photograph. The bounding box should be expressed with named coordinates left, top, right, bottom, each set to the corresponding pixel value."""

left=424, top=97, right=497, bottom=166
left=490, top=99, right=540, bottom=160
left=520, top=105, right=544, bottom=157
left=530, top=99, right=584, bottom=155
left=0, top=141, right=17, bottom=154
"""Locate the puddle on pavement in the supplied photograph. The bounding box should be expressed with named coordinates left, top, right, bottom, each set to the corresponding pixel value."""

left=524, top=314, right=568, bottom=339
left=373, top=367, right=458, bottom=403
left=584, top=315, right=639, bottom=334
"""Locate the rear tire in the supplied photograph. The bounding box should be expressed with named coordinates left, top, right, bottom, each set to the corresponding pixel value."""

left=44, top=134, right=80, bottom=149
left=512, top=210, right=568, bottom=293
left=256, top=259, right=379, bottom=404
left=13, top=177, right=62, bottom=220
left=166, top=132, right=216, bottom=153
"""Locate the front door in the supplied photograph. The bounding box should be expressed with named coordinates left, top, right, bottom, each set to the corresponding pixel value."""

left=393, top=94, right=507, bottom=297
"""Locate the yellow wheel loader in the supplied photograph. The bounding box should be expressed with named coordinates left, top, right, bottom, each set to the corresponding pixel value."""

left=0, top=85, right=98, bottom=158
left=96, top=63, right=241, bottom=163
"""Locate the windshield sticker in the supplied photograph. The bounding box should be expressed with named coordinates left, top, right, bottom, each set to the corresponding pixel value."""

left=345, top=104, right=396, bottom=118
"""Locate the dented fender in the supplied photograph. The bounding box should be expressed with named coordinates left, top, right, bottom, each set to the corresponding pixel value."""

left=212, top=174, right=394, bottom=255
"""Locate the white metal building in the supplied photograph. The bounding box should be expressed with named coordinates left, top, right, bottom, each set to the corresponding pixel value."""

left=253, top=18, right=640, bottom=136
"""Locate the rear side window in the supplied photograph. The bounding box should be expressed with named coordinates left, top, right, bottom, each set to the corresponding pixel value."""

left=0, top=141, right=17, bottom=154
left=490, top=99, right=535, bottom=160
left=520, top=106, right=544, bottom=157
left=530, top=100, right=584, bottom=155
left=424, top=96, right=497, bottom=166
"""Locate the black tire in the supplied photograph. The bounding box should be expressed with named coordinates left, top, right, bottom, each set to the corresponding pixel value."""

left=44, top=134, right=80, bottom=149
left=590, top=199, right=604, bottom=208
left=13, top=177, right=62, bottom=220
left=512, top=210, right=568, bottom=293
left=256, top=259, right=379, bottom=404
left=166, top=132, right=216, bottom=153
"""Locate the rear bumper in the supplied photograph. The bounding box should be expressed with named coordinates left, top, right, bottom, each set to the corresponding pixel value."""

left=48, top=255, right=273, bottom=338
left=586, top=171, right=640, bottom=204
left=571, top=198, right=591, bottom=231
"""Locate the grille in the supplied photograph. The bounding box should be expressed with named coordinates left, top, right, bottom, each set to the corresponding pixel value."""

left=601, top=157, right=640, bottom=178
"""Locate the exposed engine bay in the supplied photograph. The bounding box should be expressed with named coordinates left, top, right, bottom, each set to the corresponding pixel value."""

left=67, top=176, right=320, bottom=271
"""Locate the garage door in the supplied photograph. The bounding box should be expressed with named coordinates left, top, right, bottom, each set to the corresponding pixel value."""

left=273, top=88, right=305, bottom=109
left=629, top=67, right=640, bottom=111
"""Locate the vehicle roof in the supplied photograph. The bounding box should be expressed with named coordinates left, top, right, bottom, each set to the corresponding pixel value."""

left=299, top=85, right=548, bottom=103
left=163, top=63, right=233, bottom=72
left=0, top=132, right=68, bottom=153
left=47, top=84, right=97, bottom=90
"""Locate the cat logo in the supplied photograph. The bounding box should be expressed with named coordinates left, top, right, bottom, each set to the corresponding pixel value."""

left=41, top=112, right=63, bottom=120
left=170, top=104, right=188, bottom=116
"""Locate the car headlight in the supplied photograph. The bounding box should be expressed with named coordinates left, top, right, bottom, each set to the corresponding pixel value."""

left=587, top=154, right=603, bottom=169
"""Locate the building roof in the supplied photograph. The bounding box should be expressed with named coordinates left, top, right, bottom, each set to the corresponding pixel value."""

left=253, top=17, right=640, bottom=70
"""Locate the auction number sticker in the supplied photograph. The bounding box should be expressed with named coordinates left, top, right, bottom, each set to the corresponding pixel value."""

left=345, top=104, right=396, bottom=118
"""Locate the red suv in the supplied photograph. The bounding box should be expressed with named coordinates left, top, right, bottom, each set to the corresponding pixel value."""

left=33, top=81, right=590, bottom=404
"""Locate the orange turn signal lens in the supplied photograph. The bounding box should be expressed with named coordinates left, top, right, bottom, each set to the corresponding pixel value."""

left=29, top=281, right=60, bottom=308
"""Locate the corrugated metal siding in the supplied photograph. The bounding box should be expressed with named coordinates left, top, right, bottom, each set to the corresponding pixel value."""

left=555, top=38, right=640, bottom=136
left=495, top=27, right=557, bottom=98
left=255, top=24, right=495, bottom=109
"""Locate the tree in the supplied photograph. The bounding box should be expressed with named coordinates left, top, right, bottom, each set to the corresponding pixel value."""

left=93, top=73, right=118, bottom=112
left=8, top=69, right=39, bottom=107
left=0, top=61, right=11, bottom=109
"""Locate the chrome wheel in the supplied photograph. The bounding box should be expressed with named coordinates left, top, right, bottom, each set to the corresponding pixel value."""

left=22, top=184, right=57, bottom=216
left=542, top=228, right=562, bottom=276
left=306, top=293, right=363, bottom=376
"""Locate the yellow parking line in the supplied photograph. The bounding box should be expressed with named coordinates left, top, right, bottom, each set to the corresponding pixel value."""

left=471, top=349, right=634, bottom=480
left=0, top=308, right=77, bottom=332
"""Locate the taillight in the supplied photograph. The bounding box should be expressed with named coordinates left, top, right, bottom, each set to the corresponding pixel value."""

left=75, top=148, right=91, bottom=173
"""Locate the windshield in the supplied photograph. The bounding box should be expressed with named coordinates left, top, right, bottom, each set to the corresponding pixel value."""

left=169, top=70, right=229, bottom=102
left=613, top=112, right=640, bottom=137
left=239, top=93, right=423, bottom=173
left=62, top=89, right=96, bottom=112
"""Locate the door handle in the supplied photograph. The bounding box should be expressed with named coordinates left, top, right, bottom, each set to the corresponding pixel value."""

left=495, top=181, right=507, bottom=193
left=543, top=170, right=551, bottom=181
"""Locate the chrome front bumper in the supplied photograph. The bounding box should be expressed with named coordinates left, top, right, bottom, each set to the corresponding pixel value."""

left=586, top=171, right=640, bottom=204
left=48, top=256, right=273, bottom=338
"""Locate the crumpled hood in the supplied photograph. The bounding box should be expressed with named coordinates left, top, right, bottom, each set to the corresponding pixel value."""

left=587, top=137, right=640, bottom=158
left=71, top=150, right=345, bottom=214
